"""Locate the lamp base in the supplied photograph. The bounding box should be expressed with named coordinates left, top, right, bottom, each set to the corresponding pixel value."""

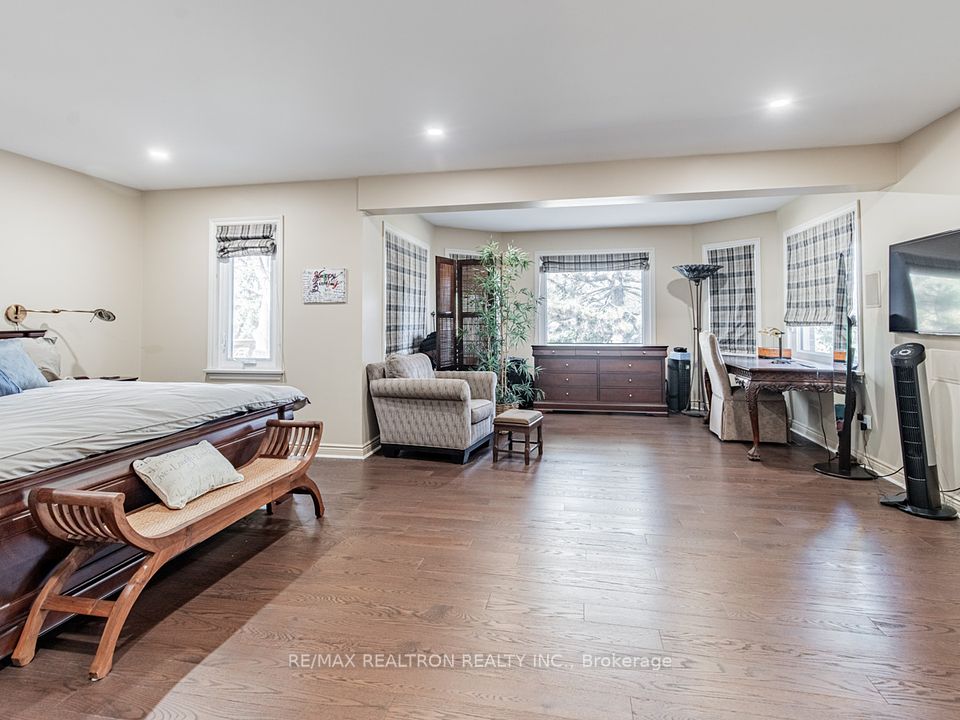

left=813, top=459, right=876, bottom=480
left=4, top=304, right=27, bottom=324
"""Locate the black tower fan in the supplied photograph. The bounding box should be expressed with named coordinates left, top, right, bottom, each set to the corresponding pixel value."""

left=880, top=343, right=957, bottom=520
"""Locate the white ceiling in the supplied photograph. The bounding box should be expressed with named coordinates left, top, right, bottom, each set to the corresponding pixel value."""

left=3, top=1, right=960, bottom=190
left=421, top=196, right=794, bottom=232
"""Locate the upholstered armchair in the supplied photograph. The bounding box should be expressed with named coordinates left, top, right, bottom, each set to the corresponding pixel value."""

left=699, top=332, right=789, bottom=444
left=366, top=353, right=496, bottom=463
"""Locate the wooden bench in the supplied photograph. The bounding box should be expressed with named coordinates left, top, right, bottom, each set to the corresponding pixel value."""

left=11, top=419, right=324, bottom=680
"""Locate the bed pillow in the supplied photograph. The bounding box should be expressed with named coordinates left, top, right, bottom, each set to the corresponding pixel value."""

left=132, top=440, right=244, bottom=510
left=20, top=337, right=62, bottom=381
left=0, top=368, right=21, bottom=397
left=0, top=339, right=49, bottom=390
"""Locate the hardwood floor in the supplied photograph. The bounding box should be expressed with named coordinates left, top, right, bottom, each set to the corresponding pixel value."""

left=3, top=412, right=960, bottom=719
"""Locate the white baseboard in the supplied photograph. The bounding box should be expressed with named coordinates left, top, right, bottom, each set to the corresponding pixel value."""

left=315, top=436, right=380, bottom=460
left=789, top=420, right=838, bottom=453
left=790, top=423, right=960, bottom=511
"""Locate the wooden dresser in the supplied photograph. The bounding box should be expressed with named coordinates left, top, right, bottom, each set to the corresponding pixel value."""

left=532, top=344, right=668, bottom=416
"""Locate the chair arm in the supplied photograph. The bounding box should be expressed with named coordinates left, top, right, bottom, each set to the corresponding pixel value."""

left=435, top=371, right=497, bottom=401
left=369, top=378, right=470, bottom=402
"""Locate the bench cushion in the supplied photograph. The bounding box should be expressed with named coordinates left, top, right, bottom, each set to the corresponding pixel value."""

left=495, top=409, right=543, bottom=426
left=132, top=440, right=243, bottom=509
left=128, top=457, right=301, bottom=537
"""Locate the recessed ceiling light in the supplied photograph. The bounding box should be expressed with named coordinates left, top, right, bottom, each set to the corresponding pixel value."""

left=147, top=147, right=171, bottom=162
left=767, top=97, right=794, bottom=110
left=424, top=126, right=445, bottom=139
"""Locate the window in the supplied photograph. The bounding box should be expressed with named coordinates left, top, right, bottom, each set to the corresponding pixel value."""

left=783, top=205, right=860, bottom=364
left=538, top=251, right=653, bottom=344
left=384, top=224, right=429, bottom=355
left=703, top=239, right=759, bottom=356
left=207, top=217, right=283, bottom=377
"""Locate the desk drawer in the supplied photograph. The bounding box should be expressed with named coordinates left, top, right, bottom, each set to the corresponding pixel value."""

left=599, top=373, right=661, bottom=389
left=538, top=358, right=597, bottom=373
left=600, top=388, right=662, bottom=404
left=598, top=358, right=661, bottom=373
left=538, top=372, right=597, bottom=388
left=539, top=385, right=598, bottom=402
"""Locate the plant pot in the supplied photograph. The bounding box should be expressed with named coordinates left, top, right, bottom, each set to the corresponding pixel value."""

left=496, top=402, right=519, bottom=416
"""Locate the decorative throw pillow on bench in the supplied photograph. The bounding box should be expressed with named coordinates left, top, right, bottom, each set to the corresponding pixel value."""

left=132, top=440, right=244, bottom=509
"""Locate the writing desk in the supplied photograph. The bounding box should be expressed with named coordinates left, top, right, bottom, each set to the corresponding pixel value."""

left=717, top=356, right=845, bottom=461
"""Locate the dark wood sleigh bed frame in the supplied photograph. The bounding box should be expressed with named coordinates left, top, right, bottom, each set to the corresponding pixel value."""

left=0, top=329, right=304, bottom=658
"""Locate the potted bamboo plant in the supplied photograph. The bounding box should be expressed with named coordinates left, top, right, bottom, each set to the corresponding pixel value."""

left=470, top=240, right=542, bottom=414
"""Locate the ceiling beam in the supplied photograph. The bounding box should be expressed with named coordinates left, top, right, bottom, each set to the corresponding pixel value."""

left=357, top=143, right=899, bottom=215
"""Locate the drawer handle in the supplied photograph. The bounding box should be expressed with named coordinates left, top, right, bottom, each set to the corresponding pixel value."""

left=627, top=363, right=633, bottom=368
left=629, top=393, right=633, bottom=399
left=564, top=363, right=569, bottom=367
left=628, top=378, right=633, bottom=383
left=642, top=351, right=647, bottom=355
left=564, top=377, right=569, bottom=382
left=596, top=351, right=601, bottom=355
left=565, top=392, right=569, bottom=397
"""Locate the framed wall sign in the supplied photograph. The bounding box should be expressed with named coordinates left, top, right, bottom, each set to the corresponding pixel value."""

left=302, top=268, right=347, bottom=303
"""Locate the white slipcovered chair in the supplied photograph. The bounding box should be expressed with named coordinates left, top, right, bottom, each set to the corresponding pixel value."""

left=699, top=332, right=789, bottom=444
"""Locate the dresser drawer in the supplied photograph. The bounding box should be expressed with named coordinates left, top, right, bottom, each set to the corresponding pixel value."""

left=598, top=357, right=661, bottom=373
left=539, top=385, right=598, bottom=402
left=599, top=373, right=661, bottom=389
left=599, top=387, right=662, bottom=404
left=538, top=358, right=597, bottom=373
left=534, top=347, right=579, bottom=358
left=538, top=372, right=597, bottom=388
left=575, top=348, right=624, bottom=357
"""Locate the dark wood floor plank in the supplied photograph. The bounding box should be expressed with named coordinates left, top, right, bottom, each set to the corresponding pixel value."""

left=1, top=412, right=957, bottom=719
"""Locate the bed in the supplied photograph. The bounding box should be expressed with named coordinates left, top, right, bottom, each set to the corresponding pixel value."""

left=0, top=330, right=308, bottom=658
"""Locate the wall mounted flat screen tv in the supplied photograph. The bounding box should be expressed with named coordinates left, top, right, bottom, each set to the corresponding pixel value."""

left=889, top=229, right=960, bottom=335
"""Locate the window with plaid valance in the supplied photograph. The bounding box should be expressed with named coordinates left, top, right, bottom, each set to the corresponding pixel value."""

left=216, top=223, right=278, bottom=260
left=539, top=252, right=650, bottom=273
left=783, top=209, right=856, bottom=354
left=384, top=226, right=429, bottom=355
left=705, top=242, right=757, bottom=356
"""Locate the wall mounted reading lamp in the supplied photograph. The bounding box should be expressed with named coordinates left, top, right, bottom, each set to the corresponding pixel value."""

left=4, top=304, right=116, bottom=325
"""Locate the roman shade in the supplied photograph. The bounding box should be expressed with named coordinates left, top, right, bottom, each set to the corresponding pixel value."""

left=385, top=226, right=429, bottom=355
left=539, top=252, right=650, bottom=273
left=706, top=243, right=757, bottom=356
left=216, top=223, right=278, bottom=259
left=783, top=209, right=856, bottom=353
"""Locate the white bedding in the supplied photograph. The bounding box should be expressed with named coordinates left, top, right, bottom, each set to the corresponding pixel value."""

left=0, top=380, right=308, bottom=482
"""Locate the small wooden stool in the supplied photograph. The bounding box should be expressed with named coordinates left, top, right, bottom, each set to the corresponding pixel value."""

left=493, top=409, right=543, bottom=465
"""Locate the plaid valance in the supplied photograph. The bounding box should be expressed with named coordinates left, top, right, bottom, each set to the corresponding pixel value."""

left=784, top=209, right=856, bottom=353
left=540, top=252, right=650, bottom=273
left=216, top=223, right=278, bottom=260
left=384, top=227, right=429, bottom=355
left=706, top=243, right=756, bottom=356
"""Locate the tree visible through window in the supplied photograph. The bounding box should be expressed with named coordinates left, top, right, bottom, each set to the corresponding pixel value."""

left=544, top=269, right=646, bottom=343
left=230, top=255, right=273, bottom=360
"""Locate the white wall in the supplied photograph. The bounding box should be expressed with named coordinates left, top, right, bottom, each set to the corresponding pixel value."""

left=766, top=109, right=960, bottom=482
left=141, top=179, right=371, bottom=454
left=0, top=149, right=143, bottom=377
